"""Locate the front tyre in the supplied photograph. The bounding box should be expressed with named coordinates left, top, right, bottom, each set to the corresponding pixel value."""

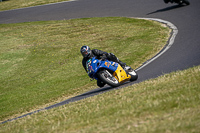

left=128, top=70, right=138, bottom=81
left=97, top=70, right=120, bottom=87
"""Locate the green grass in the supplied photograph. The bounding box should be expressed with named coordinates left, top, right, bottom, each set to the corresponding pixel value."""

left=0, top=0, right=70, bottom=11
left=1, top=65, right=199, bottom=133
left=0, top=17, right=170, bottom=122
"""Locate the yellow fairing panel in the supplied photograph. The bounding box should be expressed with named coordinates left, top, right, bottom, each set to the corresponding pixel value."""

left=113, top=65, right=131, bottom=83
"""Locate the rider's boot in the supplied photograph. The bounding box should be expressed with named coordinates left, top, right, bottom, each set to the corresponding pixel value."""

left=97, top=80, right=105, bottom=88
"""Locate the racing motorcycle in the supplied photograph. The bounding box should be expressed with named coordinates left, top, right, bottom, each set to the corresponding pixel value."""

left=86, top=57, right=138, bottom=87
left=163, top=0, right=190, bottom=5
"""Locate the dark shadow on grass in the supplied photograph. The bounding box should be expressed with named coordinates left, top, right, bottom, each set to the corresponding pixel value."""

left=147, top=4, right=186, bottom=15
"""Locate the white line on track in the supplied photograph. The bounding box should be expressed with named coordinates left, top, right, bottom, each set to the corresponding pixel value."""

left=135, top=18, right=178, bottom=71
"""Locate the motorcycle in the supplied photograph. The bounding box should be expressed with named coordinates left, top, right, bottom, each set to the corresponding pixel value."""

left=163, top=0, right=190, bottom=5
left=86, top=57, right=138, bottom=87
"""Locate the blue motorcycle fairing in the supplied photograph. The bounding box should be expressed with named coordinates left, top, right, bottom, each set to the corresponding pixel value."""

left=86, top=57, right=119, bottom=80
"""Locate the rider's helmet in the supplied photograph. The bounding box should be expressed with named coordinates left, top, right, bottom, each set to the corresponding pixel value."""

left=80, top=45, right=91, bottom=58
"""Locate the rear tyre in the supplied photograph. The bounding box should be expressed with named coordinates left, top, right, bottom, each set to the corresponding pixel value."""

left=97, top=70, right=120, bottom=87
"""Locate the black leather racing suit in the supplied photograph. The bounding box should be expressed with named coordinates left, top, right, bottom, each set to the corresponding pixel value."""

left=82, top=49, right=126, bottom=72
left=82, top=49, right=126, bottom=87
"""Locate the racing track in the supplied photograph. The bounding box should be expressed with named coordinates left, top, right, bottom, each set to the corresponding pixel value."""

left=0, top=0, right=200, bottom=124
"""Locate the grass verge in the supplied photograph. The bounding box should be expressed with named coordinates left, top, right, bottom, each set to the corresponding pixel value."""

left=0, top=17, right=170, bottom=122
left=1, top=66, right=199, bottom=132
left=0, top=0, right=70, bottom=11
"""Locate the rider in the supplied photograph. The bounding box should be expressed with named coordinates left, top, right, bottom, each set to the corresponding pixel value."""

left=80, top=45, right=129, bottom=87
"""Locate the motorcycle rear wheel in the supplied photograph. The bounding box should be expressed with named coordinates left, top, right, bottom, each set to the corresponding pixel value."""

left=97, top=70, right=120, bottom=87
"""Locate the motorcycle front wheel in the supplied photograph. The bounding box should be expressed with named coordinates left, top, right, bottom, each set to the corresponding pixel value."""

left=97, top=70, right=120, bottom=87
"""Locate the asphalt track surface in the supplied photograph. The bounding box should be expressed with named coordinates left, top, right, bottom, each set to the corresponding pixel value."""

left=0, top=0, right=200, bottom=124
